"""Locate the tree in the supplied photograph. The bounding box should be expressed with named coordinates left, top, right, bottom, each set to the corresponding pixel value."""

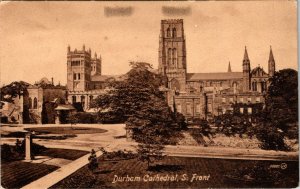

left=91, top=62, right=184, bottom=168
left=265, top=69, right=298, bottom=134
left=250, top=69, right=298, bottom=150
left=1, top=81, right=29, bottom=103
left=91, top=62, right=181, bottom=144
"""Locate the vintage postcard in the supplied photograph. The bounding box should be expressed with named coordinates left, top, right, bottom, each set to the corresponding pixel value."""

left=0, top=1, right=298, bottom=188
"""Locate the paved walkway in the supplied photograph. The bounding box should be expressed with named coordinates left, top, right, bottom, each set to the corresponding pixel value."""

left=21, top=150, right=103, bottom=189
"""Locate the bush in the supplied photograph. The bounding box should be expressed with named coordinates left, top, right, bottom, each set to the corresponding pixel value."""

left=1, top=144, right=13, bottom=162
left=68, top=112, right=97, bottom=124
left=97, top=112, right=125, bottom=124
left=99, top=147, right=136, bottom=160
left=255, top=125, right=291, bottom=151
left=88, top=149, right=98, bottom=172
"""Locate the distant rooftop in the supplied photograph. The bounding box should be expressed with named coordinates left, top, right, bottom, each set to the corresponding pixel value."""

left=187, top=72, right=243, bottom=81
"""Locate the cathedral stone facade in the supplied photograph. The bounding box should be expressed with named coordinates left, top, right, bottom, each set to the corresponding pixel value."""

left=66, top=19, right=276, bottom=120
left=158, top=19, right=275, bottom=120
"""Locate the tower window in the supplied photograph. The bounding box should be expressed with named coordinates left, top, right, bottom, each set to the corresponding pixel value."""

left=73, top=73, right=76, bottom=80
left=172, top=28, right=177, bottom=37
left=33, top=97, right=38, bottom=109
left=78, top=73, right=81, bottom=80
left=167, top=28, right=171, bottom=37
left=172, top=48, right=177, bottom=66
left=168, top=48, right=172, bottom=65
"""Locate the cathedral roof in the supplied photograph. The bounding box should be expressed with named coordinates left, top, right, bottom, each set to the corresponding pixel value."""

left=91, top=74, right=125, bottom=82
left=186, top=72, right=243, bottom=81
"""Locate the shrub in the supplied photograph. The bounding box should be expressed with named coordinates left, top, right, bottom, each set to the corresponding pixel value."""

left=99, top=147, right=136, bottom=160
left=68, top=112, right=97, bottom=124
left=255, top=125, right=291, bottom=151
left=88, top=149, right=98, bottom=172
left=1, top=144, right=13, bottom=162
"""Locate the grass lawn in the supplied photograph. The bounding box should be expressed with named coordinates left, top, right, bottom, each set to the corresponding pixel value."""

left=51, top=156, right=299, bottom=188
left=1, top=161, right=58, bottom=189
left=1, top=147, right=89, bottom=188
left=40, top=148, right=89, bottom=160
left=25, top=127, right=107, bottom=135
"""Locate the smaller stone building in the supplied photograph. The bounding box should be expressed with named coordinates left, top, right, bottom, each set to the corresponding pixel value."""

left=26, top=80, right=67, bottom=124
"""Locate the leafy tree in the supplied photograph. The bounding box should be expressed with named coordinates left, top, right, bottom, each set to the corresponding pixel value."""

left=248, top=69, right=298, bottom=151
left=91, top=62, right=182, bottom=144
left=0, top=81, right=29, bottom=103
left=265, top=69, right=298, bottom=135
left=92, top=62, right=184, bottom=168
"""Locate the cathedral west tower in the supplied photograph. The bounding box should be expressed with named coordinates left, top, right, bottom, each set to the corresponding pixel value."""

left=158, top=19, right=187, bottom=92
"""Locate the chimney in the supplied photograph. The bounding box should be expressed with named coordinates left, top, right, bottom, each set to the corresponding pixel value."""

left=51, top=77, right=54, bottom=85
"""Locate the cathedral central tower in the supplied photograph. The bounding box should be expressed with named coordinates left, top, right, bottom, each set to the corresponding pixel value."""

left=158, top=19, right=187, bottom=92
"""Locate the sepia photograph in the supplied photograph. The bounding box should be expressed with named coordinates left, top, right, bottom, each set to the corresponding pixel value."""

left=0, top=1, right=298, bottom=188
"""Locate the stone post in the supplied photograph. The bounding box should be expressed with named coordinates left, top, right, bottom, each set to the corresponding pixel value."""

left=55, top=110, right=61, bottom=124
left=25, top=132, right=32, bottom=160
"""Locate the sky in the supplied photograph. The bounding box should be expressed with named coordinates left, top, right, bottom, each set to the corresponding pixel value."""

left=0, top=1, right=297, bottom=86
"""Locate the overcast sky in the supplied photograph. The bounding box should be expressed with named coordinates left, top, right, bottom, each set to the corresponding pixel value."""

left=0, top=1, right=297, bottom=85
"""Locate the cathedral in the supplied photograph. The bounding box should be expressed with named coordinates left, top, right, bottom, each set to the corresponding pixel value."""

left=66, top=19, right=275, bottom=120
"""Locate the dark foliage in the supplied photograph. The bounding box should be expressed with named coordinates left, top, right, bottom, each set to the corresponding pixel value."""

left=92, top=62, right=184, bottom=144
left=72, top=102, right=84, bottom=112
left=0, top=81, right=29, bottom=103
left=99, top=147, right=136, bottom=160
left=67, top=112, right=97, bottom=124
left=265, top=69, right=298, bottom=137
left=1, top=144, right=14, bottom=162
left=96, top=111, right=125, bottom=124
left=42, top=102, right=56, bottom=124
left=88, top=149, right=98, bottom=172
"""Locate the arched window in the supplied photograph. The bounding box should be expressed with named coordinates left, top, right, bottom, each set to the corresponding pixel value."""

left=166, top=28, right=171, bottom=37
left=168, top=48, right=172, bottom=65
left=172, top=28, right=177, bottom=37
left=172, top=48, right=177, bottom=66
left=252, top=82, right=257, bottom=91
left=73, top=73, right=76, bottom=80
left=33, top=97, right=38, bottom=109
left=72, top=96, right=76, bottom=104
left=28, top=97, right=32, bottom=109
left=78, top=73, right=81, bottom=80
